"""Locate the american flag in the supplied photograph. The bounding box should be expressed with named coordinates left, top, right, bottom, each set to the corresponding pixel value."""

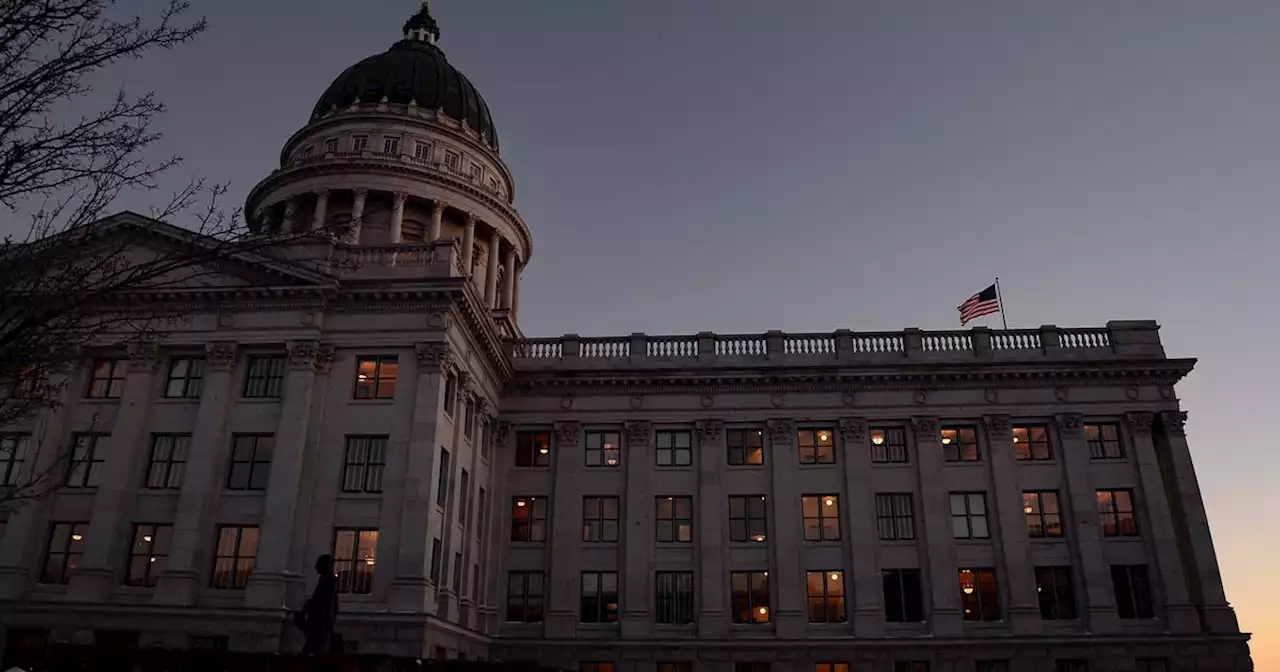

left=958, top=284, right=1001, bottom=325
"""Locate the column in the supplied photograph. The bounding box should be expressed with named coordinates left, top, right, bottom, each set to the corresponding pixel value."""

left=982, top=415, right=1041, bottom=633
left=545, top=421, right=584, bottom=637
left=1155, top=411, right=1239, bottom=633
left=390, top=192, right=407, bottom=244
left=1125, top=411, right=1198, bottom=633
left=838, top=417, right=885, bottom=636
left=154, top=342, right=239, bottom=605
left=349, top=189, right=367, bottom=244
left=388, top=342, right=448, bottom=613
left=621, top=420, right=655, bottom=638
left=245, top=340, right=331, bottom=610
left=695, top=420, right=730, bottom=637
left=311, top=189, right=329, bottom=231
left=281, top=198, right=297, bottom=234
left=69, top=342, right=163, bottom=602
left=481, top=421, right=512, bottom=634
left=910, top=416, right=962, bottom=636
left=766, top=419, right=806, bottom=637
left=484, top=233, right=502, bottom=308
left=429, top=199, right=446, bottom=241
left=1055, top=413, right=1119, bottom=633
left=501, top=246, right=516, bottom=310
left=461, top=213, right=476, bottom=273
left=512, top=268, right=521, bottom=321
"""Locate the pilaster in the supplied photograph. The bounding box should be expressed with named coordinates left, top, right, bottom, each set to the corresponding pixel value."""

left=621, top=420, right=654, bottom=638
left=695, top=419, right=730, bottom=637
left=1055, top=413, right=1119, bottom=633
left=545, top=420, right=583, bottom=638
left=911, top=415, right=962, bottom=636
left=766, top=418, right=805, bottom=637
left=839, top=417, right=885, bottom=636
left=983, top=414, right=1041, bottom=633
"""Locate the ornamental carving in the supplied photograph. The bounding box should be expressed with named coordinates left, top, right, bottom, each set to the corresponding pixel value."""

left=695, top=420, right=724, bottom=445
left=1053, top=413, right=1084, bottom=434
left=414, top=342, right=453, bottom=373
left=1158, top=410, right=1187, bottom=437
left=909, top=416, right=940, bottom=439
left=205, top=342, right=239, bottom=371
left=838, top=417, right=868, bottom=443
left=554, top=421, right=581, bottom=447
left=766, top=419, right=794, bottom=443
left=624, top=420, right=651, bottom=446
left=1125, top=411, right=1154, bottom=436
left=126, top=341, right=162, bottom=372
left=981, top=415, right=1012, bottom=440
left=476, top=397, right=493, bottom=423
left=494, top=421, right=512, bottom=447
left=287, top=340, right=328, bottom=371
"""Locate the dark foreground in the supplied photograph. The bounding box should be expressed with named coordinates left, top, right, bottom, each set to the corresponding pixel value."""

left=2, top=645, right=561, bottom=672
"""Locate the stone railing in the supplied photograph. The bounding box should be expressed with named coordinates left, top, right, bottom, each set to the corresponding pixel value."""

left=509, top=322, right=1165, bottom=370
left=335, top=239, right=464, bottom=279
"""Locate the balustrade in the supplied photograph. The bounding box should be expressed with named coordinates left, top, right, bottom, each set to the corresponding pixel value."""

left=784, top=334, right=835, bottom=355
left=715, top=335, right=767, bottom=357
left=922, top=331, right=973, bottom=353
left=991, top=330, right=1042, bottom=351
left=647, top=337, right=698, bottom=358
left=580, top=338, right=630, bottom=359
left=850, top=332, right=904, bottom=354
left=1060, top=329, right=1110, bottom=349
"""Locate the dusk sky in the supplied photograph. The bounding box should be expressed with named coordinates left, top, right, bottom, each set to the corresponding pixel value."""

left=73, top=0, right=1280, bottom=664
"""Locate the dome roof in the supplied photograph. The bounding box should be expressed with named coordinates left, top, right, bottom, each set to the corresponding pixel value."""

left=311, top=5, right=499, bottom=149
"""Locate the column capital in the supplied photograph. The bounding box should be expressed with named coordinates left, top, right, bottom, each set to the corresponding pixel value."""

left=766, top=418, right=794, bottom=443
left=314, top=188, right=330, bottom=197
left=1124, top=411, right=1154, bottom=436
left=695, top=419, right=724, bottom=445
left=1053, top=413, right=1084, bottom=435
left=981, top=414, right=1012, bottom=440
left=909, top=416, right=940, bottom=439
left=624, top=420, right=651, bottom=446
left=463, top=211, right=476, bottom=225
left=125, top=341, right=163, bottom=372
left=352, top=188, right=368, bottom=199
left=838, top=417, right=868, bottom=443
left=392, top=191, right=408, bottom=206
left=434, top=198, right=450, bottom=211
left=286, top=340, right=333, bottom=373
left=554, top=420, right=581, bottom=447
left=414, top=341, right=454, bottom=373
left=494, top=421, right=512, bottom=446
left=205, top=342, right=239, bottom=371
left=1157, top=410, right=1188, bottom=436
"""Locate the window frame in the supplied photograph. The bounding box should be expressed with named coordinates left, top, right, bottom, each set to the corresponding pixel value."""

left=444, top=151, right=460, bottom=172
left=655, top=496, right=693, bottom=543
left=940, top=426, right=981, bottom=462
left=805, top=570, right=847, bottom=623
left=243, top=356, right=285, bottom=399
left=950, top=492, right=990, bottom=539
left=1034, top=566, right=1078, bottom=620
left=882, top=568, right=924, bottom=622
left=332, top=528, right=378, bottom=594
left=515, top=430, right=551, bottom=467
left=1023, top=490, right=1063, bottom=538
left=65, top=432, right=107, bottom=488
left=414, top=141, right=432, bottom=160
left=1097, top=488, right=1139, bottom=537
left=341, top=435, right=388, bottom=494
left=510, top=496, right=548, bottom=542
left=1085, top=422, right=1124, bottom=459
left=959, top=567, right=1001, bottom=622
left=728, top=495, right=768, bottom=543
left=506, top=570, right=545, bottom=622
left=163, top=357, right=205, bottom=399
left=655, top=429, right=692, bottom=467
left=876, top=493, right=915, bottom=541
left=382, top=137, right=400, bottom=155
left=655, top=570, right=695, bottom=624
left=585, top=430, right=621, bottom=468
left=726, top=427, right=765, bottom=466
left=435, top=447, right=451, bottom=507
left=226, top=434, right=274, bottom=491
left=582, top=495, right=620, bottom=543
left=1111, top=564, right=1154, bottom=619
left=730, top=570, right=771, bottom=624
left=40, top=522, right=87, bottom=584
left=870, top=427, right=909, bottom=463
left=797, top=427, right=836, bottom=465
left=352, top=135, right=369, bottom=152
left=0, top=433, right=31, bottom=486
left=1013, top=425, right=1052, bottom=461
left=86, top=358, right=126, bottom=399
left=145, top=434, right=190, bottom=490
left=443, top=373, right=456, bottom=415
left=580, top=570, right=619, bottom=623
left=353, top=356, right=397, bottom=400
left=210, top=525, right=258, bottom=590
left=323, top=138, right=338, bottom=154
left=802, top=494, right=841, bottom=542
left=124, top=523, right=171, bottom=587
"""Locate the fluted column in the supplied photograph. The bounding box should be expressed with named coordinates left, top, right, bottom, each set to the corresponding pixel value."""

left=621, top=420, right=655, bottom=638
left=1055, top=413, right=1119, bottom=633
left=281, top=198, right=297, bottom=234
left=839, top=417, right=885, bottom=636
left=983, top=414, right=1041, bottom=633
left=349, top=189, right=368, bottom=244
left=911, top=416, right=962, bottom=636
left=695, top=420, right=730, bottom=637
left=545, top=421, right=584, bottom=637
left=390, top=192, right=407, bottom=244
left=311, top=189, right=329, bottom=231
left=485, top=233, right=502, bottom=308
left=429, top=199, right=446, bottom=241
left=501, top=246, right=516, bottom=310
left=461, top=213, right=477, bottom=274
left=767, top=418, right=805, bottom=637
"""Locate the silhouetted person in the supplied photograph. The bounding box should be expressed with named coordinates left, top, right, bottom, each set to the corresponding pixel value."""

left=294, top=554, right=339, bottom=655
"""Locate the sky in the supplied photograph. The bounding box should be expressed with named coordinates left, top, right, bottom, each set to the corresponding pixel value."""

left=41, top=0, right=1280, bottom=665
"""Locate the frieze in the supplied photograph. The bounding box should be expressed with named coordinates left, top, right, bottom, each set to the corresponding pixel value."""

left=554, top=421, right=581, bottom=447
left=205, top=342, right=239, bottom=371
left=695, top=420, right=724, bottom=445
left=981, top=415, right=1012, bottom=440
left=766, top=419, right=794, bottom=443
left=909, top=416, right=940, bottom=439
left=1158, top=410, right=1187, bottom=437
left=1125, top=411, right=1154, bottom=436
left=838, top=417, right=868, bottom=443
left=624, top=421, right=651, bottom=446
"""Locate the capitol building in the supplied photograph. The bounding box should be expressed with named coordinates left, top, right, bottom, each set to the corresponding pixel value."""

left=0, top=5, right=1251, bottom=671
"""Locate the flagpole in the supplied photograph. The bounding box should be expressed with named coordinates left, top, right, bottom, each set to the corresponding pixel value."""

left=994, top=277, right=1008, bottom=330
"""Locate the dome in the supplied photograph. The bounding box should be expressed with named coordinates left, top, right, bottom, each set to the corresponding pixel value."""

left=311, top=4, right=499, bottom=149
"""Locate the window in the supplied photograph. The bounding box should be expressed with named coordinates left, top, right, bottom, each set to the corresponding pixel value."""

left=352, top=135, right=369, bottom=152
left=443, top=373, right=456, bottom=415
left=332, top=529, right=379, bottom=594
left=876, top=493, right=915, bottom=540
left=1024, top=491, right=1063, bottom=538
left=1085, top=423, right=1124, bottom=459
left=655, top=571, right=694, bottom=624
left=950, top=492, right=989, bottom=539
left=436, top=448, right=450, bottom=506
left=444, top=151, right=460, bottom=172
left=86, top=359, right=125, bottom=398
left=461, top=399, right=475, bottom=440
left=737, top=665, right=770, bottom=672
left=323, top=138, right=338, bottom=153
left=488, top=176, right=499, bottom=191
left=1097, top=489, right=1138, bottom=537
left=469, top=163, right=481, bottom=179
left=1135, top=660, right=1168, bottom=672
left=353, top=356, right=397, bottom=399
left=806, top=570, right=846, bottom=623
left=10, top=363, right=42, bottom=398
left=1013, top=425, right=1052, bottom=461
left=452, top=552, right=463, bottom=593
left=211, top=525, right=258, bottom=589
left=656, top=496, right=692, bottom=543
left=797, top=427, right=836, bottom=464
left=959, top=568, right=1001, bottom=621
left=124, top=524, right=171, bottom=587
left=870, top=427, right=908, bottom=463
left=0, top=433, right=30, bottom=486
left=1055, top=661, right=1089, bottom=672
left=580, top=571, right=619, bottom=623
left=727, top=427, right=764, bottom=465
left=659, top=665, right=692, bottom=672
left=815, top=665, right=849, bottom=672
left=729, top=495, right=767, bottom=542
left=300, top=145, right=314, bottom=158
left=515, top=430, right=551, bottom=467
left=66, top=433, right=107, bottom=488
left=227, top=435, right=273, bottom=491
left=414, top=142, right=432, bottom=160
left=1035, top=566, right=1077, bottom=620
left=975, top=663, right=1009, bottom=672
left=164, top=358, right=204, bottom=398
left=191, top=636, right=228, bottom=651
left=383, top=137, right=400, bottom=154
left=40, top=522, right=87, bottom=584
left=882, top=569, right=924, bottom=622
left=341, top=435, right=387, bottom=493
left=586, top=430, right=621, bottom=467
left=243, top=356, right=285, bottom=398
left=429, top=538, right=442, bottom=583
left=511, top=496, right=547, bottom=542
left=1111, top=565, right=1154, bottom=619
left=477, top=487, right=487, bottom=539
left=895, top=665, right=929, bottom=672
left=506, top=571, right=544, bottom=622
left=940, top=426, right=980, bottom=461
left=459, top=470, right=470, bottom=525
left=655, top=430, right=692, bottom=467
left=583, top=496, right=620, bottom=542
left=730, top=571, right=770, bottom=623
left=802, top=495, right=841, bottom=541
left=145, top=434, right=189, bottom=489
left=583, top=664, right=615, bottom=672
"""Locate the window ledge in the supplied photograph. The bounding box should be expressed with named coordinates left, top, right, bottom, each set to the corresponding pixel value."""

left=942, top=460, right=986, bottom=467
left=349, top=399, right=396, bottom=405
left=725, top=464, right=766, bottom=470
left=797, top=463, right=840, bottom=470
left=237, top=397, right=282, bottom=404
left=803, top=540, right=844, bottom=547
left=580, top=542, right=621, bottom=548
left=221, top=490, right=267, bottom=497
left=954, top=538, right=994, bottom=545
left=337, top=492, right=384, bottom=501
left=156, top=398, right=200, bottom=405
left=878, top=539, right=919, bottom=546
left=871, top=463, right=913, bottom=469
left=79, top=398, right=121, bottom=405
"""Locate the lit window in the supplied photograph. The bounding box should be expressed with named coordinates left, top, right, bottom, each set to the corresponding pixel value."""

left=797, top=427, right=836, bottom=464
left=145, top=434, right=189, bottom=490
left=582, top=664, right=615, bottom=672
left=1035, top=566, right=1077, bottom=620
left=940, top=426, right=980, bottom=461
left=211, top=525, right=258, bottom=589
left=507, top=571, right=544, bottom=622
left=585, top=430, right=621, bottom=467
left=125, top=524, right=171, bottom=587
left=40, top=522, right=87, bottom=584
left=882, top=568, right=924, bottom=622
left=1097, top=489, right=1138, bottom=537
left=515, top=430, right=551, bottom=467
left=727, top=427, right=764, bottom=465
left=815, top=664, right=849, bottom=672
left=1111, top=564, right=1154, bottom=619
left=510, top=496, right=547, bottom=542
left=1023, top=491, right=1063, bottom=538
left=730, top=571, right=770, bottom=623
left=1013, top=425, right=1052, bottom=461
left=655, top=430, right=692, bottom=467
left=1085, top=423, right=1124, bottom=459
left=950, top=492, right=989, bottom=539
left=227, top=435, right=273, bottom=491
left=655, top=572, right=694, bottom=624
left=582, top=496, right=620, bottom=542
left=870, top=427, right=908, bottom=463
left=805, top=570, right=846, bottom=623
left=353, top=356, right=397, bottom=399
left=341, top=435, right=387, bottom=493
left=656, top=496, right=692, bottom=543
left=66, top=433, right=107, bottom=488
left=876, top=493, right=915, bottom=540
left=729, top=495, right=767, bottom=542
left=959, top=567, right=1001, bottom=621
left=243, top=356, right=285, bottom=398
left=164, top=357, right=204, bottom=398
left=0, top=433, right=31, bottom=486
left=802, top=495, right=841, bottom=541
left=86, top=359, right=125, bottom=398
left=580, top=571, right=618, bottom=623
left=333, top=528, right=378, bottom=594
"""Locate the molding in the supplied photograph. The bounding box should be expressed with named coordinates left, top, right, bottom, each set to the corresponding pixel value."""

left=1125, top=411, right=1154, bottom=436
left=909, top=416, right=940, bottom=439
left=286, top=340, right=333, bottom=373
left=695, top=419, right=723, bottom=445
left=554, top=421, right=581, bottom=447
left=1158, top=410, right=1187, bottom=437
left=838, top=417, right=868, bottom=443
left=624, top=420, right=651, bottom=447
left=981, top=415, right=1012, bottom=440
left=205, top=342, right=239, bottom=371
left=415, top=342, right=454, bottom=373
left=1053, top=413, right=1084, bottom=435
left=766, top=418, right=794, bottom=443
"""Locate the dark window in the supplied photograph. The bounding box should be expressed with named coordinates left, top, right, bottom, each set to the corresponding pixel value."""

left=1055, top=661, right=1089, bottom=672
left=876, top=493, right=915, bottom=540
left=1013, top=425, right=1052, bottom=461
left=87, top=359, right=125, bottom=398
left=301, top=145, right=314, bottom=159
left=583, top=496, right=620, bottom=542
left=727, top=427, right=764, bottom=465
left=586, top=430, right=621, bottom=467
left=477, top=488, right=487, bottom=540
left=511, top=496, right=547, bottom=542
left=941, top=426, right=980, bottom=461
left=802, top=495, right=841, bottom=541
left=464, top=398, right=475, bottom=439
left=459, top=470, right=470, bottom=526
left=1035, top=566, right=1078, bottom=620
left=815, top=665, right=849, bottom=672
left=452, top=552, right=462, bottom=594
left=729, top=495, right=768, bottom=542
left=1097, top=489, right=1138, bottom=537
left=429, top=538, right=442, bottom=583
left=959, top=568, right=1001, bottom=621
left=353, top=356, right=397, bottom=399
left=341, top=435, right=387, bottom=493
left=655, top=571, right=694, bottom=624
left=443, top=373, right=456, bottom=415
left=659, top=665, right=692, bottom=672
left=323, top=138, right=338, bottom=153
left=40, top=522, right=87, bottom=584
left=191, top=636, right=229, bottom=651
left=414, top=142, right=431, bottom=160
left=582, top=664, right=615, bottom=672
left=580, top=571, right=619, bottom=623
left=383, top=137, right=400, bottom=154
left=436, top=448, right=450, bottom=506
left=445, top=151, right=460, bottom=171
left=870, top=427, right=908, bottom=463
left=125, top=524, right=171, bottom=587
left=145, top=434, right=188, bottom=490
left=243, top=356, right=285, bottom=398
left=10, top=363, right=43, bottom=399
left=1135, top=660, right=1168, bottom=672
left=1085, top=423, right=1124, bottom=459
left=352, top=135, right=368, bottom=152
left=227, top=435, right=273, bottom=491
left=950, top=492, right=989, bottom=539
left=737, top=665, right=770, bottom=672
left=655, top=430, right=692, bottom=467
left=797, top=427, right=836, bottom=464
left=211, top=525, right=258, bottom=589
left=164, top=358, right=204, bottom=398
left=806, top=570, right=846, bottom=623
left=0, top=433, right=31, bottom=486
left=1111, top=565, right=1154, bottom=619
left=333, top=528, right=378, bottom=594
left=515, top=430, right=551, bottom=467
left=1024, top=491, right=1063, bottom=538
left=730, top=571, right=770, bottom=623
left=882, top=569, right=924, bottom=622
left=656, top=496, right=693, bottom=543
left=975, top=663, right=1009, bottom=672
left=66, top=433, right=107, bottom=488
left=507, top=571, right=544, bottom=622
left=894, top=665, right=929, bottom=672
